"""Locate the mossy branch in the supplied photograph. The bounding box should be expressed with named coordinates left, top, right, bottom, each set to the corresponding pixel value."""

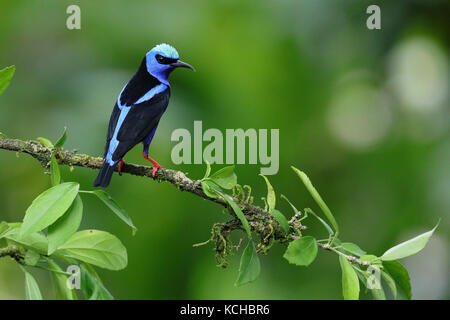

left=0, top=137, right=284, bottom=237
left=0, top=136, right=368, bottom=267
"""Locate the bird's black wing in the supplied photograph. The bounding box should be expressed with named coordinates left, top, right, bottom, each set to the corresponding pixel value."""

left=111, top=87, right=171, bottom=162
left=103, top=102, right=121, bottom=158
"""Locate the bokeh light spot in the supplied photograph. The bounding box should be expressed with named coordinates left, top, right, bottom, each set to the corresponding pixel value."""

left=327, top=81, right=392, bottom=151
left=388, top=37, right=449, bottom=113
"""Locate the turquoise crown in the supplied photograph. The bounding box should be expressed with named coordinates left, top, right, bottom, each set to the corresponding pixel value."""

left=152, top=43, right=179, bottom=59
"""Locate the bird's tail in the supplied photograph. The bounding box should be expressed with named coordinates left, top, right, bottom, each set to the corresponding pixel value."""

left=93, top=162, right=116, bottom=188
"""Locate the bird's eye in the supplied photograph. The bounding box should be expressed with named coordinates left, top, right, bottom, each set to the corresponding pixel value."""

left=155, top=54, right=177, bottom=65
left=156, top=54, right=166, bottom=63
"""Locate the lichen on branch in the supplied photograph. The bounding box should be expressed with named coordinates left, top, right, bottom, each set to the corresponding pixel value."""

left=0, top=137, right=286, bottom=257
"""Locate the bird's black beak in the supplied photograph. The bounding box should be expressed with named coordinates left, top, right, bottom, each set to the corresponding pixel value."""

left=171, top=60, right=195, bottom=71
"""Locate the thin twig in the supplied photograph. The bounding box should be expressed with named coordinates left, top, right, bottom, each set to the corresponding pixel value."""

left=317, top=242, right=370, bottom=266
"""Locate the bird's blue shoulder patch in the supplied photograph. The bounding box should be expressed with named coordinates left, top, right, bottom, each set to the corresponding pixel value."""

left=152, top=43, right=179, bottom=59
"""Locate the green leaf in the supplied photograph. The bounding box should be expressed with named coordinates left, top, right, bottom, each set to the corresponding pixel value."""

left=0, top=65, right=15, bottom=96
left=37, top=137, right=54, bottom=149
left=201, top=180, right=218, bottom=199
left=24, top=250, right=40, bottom=266
left=355, top=270, right=368, bottom=290
left=50, top=154, right=61, bottom=186
left=381, top=222, right=439, bottom=261
left=382, top=260, right=412, bottom=300
left=6, top=222, right=22, bottom=229
left=0, top=222, right=9, bottom=247
left=20, top=182, right=79, bottom=238
left=45, top=258, right=76, bottom=300
left=82, top=262, right=104, bottom=285
left=259, top=174, right=276, bottom=210
left=370, top=283, right=386, bottom=300
left=269, top=209, right=289, bottom=234
left=235, top=241, right=260, bottom=286
left=54, top=127, right=67, bottom=149
left=47, top=195, right=83, bottom=255
left=360, top=254, right=378, bottom=262
left=339, top=242, right=367, bottom=257
left=56, top=230, right=127, bottom=270
left=283, top=236, right=318, bottom=266
left=91, top=190, right=137, bottom=235
left=339, top=255, right=359, bottom=300
left=3, top=228, right=48, bottom=254
left=0, top=221, right=9, bottom=235
left=208, top=165, right=237, bottom=189
left=212, top=187, right=251, bottom=238
left=202, top=160, right=211, bottom=180
left=381, top=270, right=397, bottom=299
left=80, top=263, right=113, bottom=300
left=22, top=269, right=43, bottom=300
left=0, top=132, right=7, bottom=139
left=291, top=167, right=339, bottom=233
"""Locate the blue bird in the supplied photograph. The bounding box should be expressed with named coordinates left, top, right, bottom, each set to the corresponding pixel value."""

left=94, top=43, right=195, bottom=187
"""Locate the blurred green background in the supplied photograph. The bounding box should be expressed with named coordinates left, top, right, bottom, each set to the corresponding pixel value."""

left=0, top=0, right=448, bottom=299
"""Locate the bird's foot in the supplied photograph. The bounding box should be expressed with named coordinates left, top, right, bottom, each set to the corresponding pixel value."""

left=118, top=159, right=125, bottom=176
left=143, top=152, right=162, bottom=177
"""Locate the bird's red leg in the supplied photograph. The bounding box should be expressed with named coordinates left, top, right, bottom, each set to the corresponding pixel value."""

left=117, top=159, right=125, bottom=176
left=142, top=152, right=162, bottom=177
